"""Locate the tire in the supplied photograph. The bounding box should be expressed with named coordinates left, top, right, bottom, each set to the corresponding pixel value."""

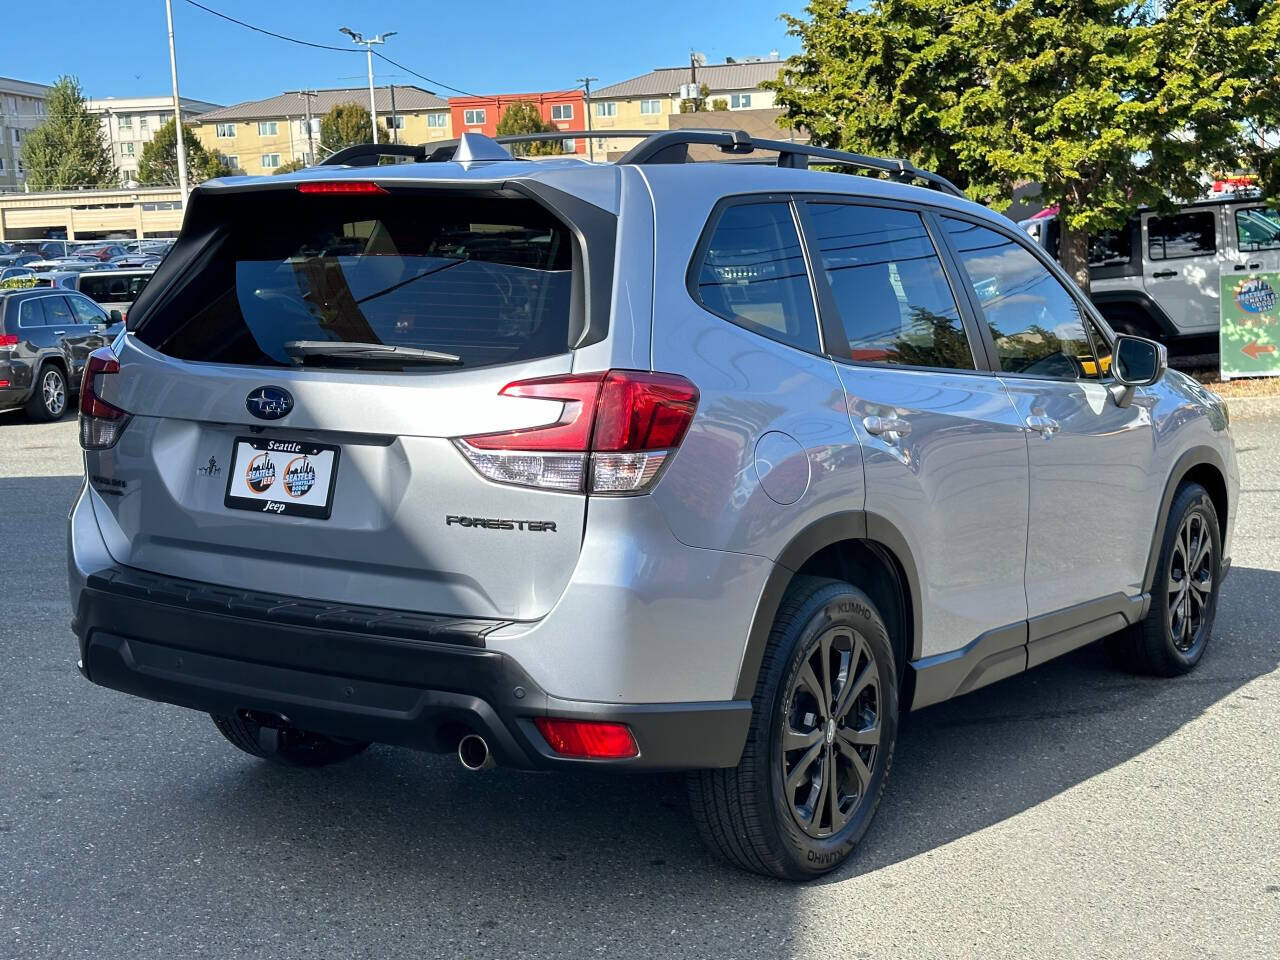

left=211, top=713, right=371, bottom=768
left=1111, top=482, right=1221, bottom=676
left=688, top=576, right=899, bottom=880
left=25, top=364, right=67, bottom=422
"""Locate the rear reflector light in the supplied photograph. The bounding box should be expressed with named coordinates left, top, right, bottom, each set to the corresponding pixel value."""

left=0, top=334, right=17, bottom=347
left=534, top=718, right=638, bottom=759
left=296, top=181, right=388, bottom=194
left=79, top=347, right=129, bottom=450
left=456, top=370, right=698, bottom=495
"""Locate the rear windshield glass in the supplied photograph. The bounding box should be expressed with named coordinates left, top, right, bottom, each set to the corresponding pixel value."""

left=136, top=192, right=576, bottom=369
left=79, top=272, right=151, bottom=303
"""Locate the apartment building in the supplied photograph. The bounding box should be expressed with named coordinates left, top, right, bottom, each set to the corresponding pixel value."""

left=87, top=96, right=223, bottom=185
left=191, top=86, right=451, bottom=176
left=0, top=77, right=51, bottom=191
left=587, top=56, right=787, bottom=157
left=448, top=91, right=586, bottom=153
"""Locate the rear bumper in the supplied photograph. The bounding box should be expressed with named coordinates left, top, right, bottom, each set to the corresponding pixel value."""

left=72, top=566, right=751, bottom=770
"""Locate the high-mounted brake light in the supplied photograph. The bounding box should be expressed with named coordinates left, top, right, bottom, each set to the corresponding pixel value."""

left=295, top=181, right=388, bottom=195
left=455, top=370, right=698, bottom=495
left=534, top=718, right=638, bottom=759
left=79, top=347, right=129, bottom=450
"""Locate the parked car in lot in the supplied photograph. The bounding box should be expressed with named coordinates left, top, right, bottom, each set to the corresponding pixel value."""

left=1, top=287, right=118, bottom=420
left=0, top=266, right=36, bottom=284
left=1023, top=193, right=1280, bottom=341
left=68, top=130, right=1238, bottom=880
left=0, top=251, right=41, bottom=269
left=68, top=269, right=153, bottom=318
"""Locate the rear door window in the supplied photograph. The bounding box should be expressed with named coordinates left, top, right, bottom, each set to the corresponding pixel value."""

left=693, top=201, right=821, bottom=353
left=136, top=193, right=578, bottom=370
left=1148, top=211, right=1217, bottom=260
left=18, top=299, right=46, bottom=327
left=40, top=295, right=75, bottom=329
left=805, top=202, right=975, bottom=369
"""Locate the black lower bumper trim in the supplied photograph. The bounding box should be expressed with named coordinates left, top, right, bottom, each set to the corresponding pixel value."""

left=74, top=566, right=751, bottom=770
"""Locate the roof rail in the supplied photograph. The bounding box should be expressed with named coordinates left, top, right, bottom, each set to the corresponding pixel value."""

left=614, top=129, right=965, bottom=197
left=320, top=143, right=427, bottom=167
left=322, top=129, right=964, bottom=197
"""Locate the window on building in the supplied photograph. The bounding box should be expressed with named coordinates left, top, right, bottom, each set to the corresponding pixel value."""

left=121, top=142, right=135, bottom=157
left=806, top=202, right=975, bottom=369
left=730, top=93, right=753, bottom=109
left=694, top=202, right=821, bottom=353
left=463, top=108, right=486, bottom=125
left=594, top=101, right=617, bottom=118
left=551, top=103, right=573, bottom=121
left=261, top=153, right=281, bottom=169
left=639, top=99, right=662, bottom=115
left=1148, top=211, right=1217, bottom=260
left=562, top=139, right=576, bottom=153
left=224, top=155, right=239, bottom=170
left=258, top=121, right=279, bottom=136
left=1236, top=207, right=1280, bottom=252
left=0, top=158, right=6, bottom=173
left=215, top=122, right=236, bottom=138
left=6, top=96, right=15, bottom=115
left=11, top=129, right=19, bottom=146
left=427, top=112, right=447, bottom=128
left=387, top=115, right=405, bottom=129
left=139, top=116, right=148, bottom=133
left=117, top=115, right=132, bottom=131
left=944, top=217, right=1099, bottom=380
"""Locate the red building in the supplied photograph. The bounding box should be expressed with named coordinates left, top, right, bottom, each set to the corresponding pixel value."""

left=448, top=91, right=587, bottom=153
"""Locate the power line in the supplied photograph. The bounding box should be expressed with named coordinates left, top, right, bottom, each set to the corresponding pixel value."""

left=179, top=1, right=478, bottom=98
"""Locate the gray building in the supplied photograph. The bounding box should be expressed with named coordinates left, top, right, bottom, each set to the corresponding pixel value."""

left=0, top=77, right=52, bottom=192
left=87, top=95, right=222, bottom=185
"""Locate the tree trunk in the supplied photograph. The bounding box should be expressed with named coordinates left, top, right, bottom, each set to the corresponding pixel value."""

left=1059, top=219, right=1091, bottom=295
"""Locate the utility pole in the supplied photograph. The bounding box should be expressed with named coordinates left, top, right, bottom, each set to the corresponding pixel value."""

left=578, top=76, right=597, bottom=162
left=339, top=27, right=396, bottom=144
left=165, top=0, right=189, bottom=205
left=295, top=90, right=318, bottom=163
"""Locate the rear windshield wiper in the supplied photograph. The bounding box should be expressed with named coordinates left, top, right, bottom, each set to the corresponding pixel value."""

left=282, top=340, right=463, bottom=367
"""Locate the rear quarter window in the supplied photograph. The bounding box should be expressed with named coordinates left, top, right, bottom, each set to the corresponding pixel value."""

left=135, top=192, right=579, bottom=370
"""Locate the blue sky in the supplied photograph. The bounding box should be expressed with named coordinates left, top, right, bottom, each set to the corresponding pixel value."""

left=4, top=0, right=802, bottom=106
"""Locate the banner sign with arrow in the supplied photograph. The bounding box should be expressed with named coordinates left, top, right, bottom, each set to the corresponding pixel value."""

left=1220, top=272, right=1280, bottom=380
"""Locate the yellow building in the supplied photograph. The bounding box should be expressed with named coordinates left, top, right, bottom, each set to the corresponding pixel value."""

left=588, top=57, right=787, bottom=158
left=191, top=86, right=452, bottom=176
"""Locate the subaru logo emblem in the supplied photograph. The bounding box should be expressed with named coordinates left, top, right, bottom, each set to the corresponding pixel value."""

left=246, top=386, right=293, bottom=420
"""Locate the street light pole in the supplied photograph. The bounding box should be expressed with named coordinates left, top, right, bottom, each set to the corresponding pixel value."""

left=578, top=76, right=597, bottom=162
left=164, top=0, right=189, bottom=205
left=340, top=28, right=396, bottom=145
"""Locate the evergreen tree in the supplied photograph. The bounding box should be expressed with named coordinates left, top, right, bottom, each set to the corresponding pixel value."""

left=137, top=118, right=231, bottom=186
left=319, top=102, right=390, bottom=152
left=20, top=75, right=116, bottom=191
left=495, top=101, right=563, bottom=156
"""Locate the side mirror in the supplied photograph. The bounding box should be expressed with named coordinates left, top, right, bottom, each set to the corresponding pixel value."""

left=109, top=309, right=123, bottom=324
left=1110, top=334, right=1167, bottom=407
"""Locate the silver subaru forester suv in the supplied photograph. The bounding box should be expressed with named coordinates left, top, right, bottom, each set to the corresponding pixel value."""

left=68, top=130, right=1238, bottom=880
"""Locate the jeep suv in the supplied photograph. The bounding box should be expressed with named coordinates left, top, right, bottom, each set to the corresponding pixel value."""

left=68, top=130, right=1238, bottom=880
left=1023, top=194, right=1280, bottom=341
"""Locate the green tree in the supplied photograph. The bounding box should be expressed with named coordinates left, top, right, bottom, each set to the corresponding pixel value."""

left=770, top=0, right=1280, bottom=291
left=272, top=159, right=307, bottom=175
left=137, top=118, right=231, bottom=186
left=495, top=101, right=562, bottom=155
left=710, top=98, right=730, bottom=111
left=319, top=102, right=390, bottom=153
left=20, top=75, right=116, bottom=190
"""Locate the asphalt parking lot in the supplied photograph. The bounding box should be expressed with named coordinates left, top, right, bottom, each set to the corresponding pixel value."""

left=2, top=409, right=1277, bottom=960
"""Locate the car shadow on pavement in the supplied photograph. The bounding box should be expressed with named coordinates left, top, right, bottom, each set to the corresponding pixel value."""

left=166, top=568, right=1279, bottom=915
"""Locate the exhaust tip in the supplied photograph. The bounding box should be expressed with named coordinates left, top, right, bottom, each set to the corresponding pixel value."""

left=458, top=733, right=495, bottom=771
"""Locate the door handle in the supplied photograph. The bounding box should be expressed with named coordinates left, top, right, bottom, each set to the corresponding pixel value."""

left=1025, top=415, right=1060, bottom=437
left=52, top=330, right=66, bottom=335
left=1151, top=270, right=1177, bottom=279
left=863, top=415, right=911, bottom=441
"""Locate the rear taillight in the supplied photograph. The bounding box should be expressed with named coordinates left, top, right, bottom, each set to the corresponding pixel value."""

left=533, top=717, right=639, bottom=759
left=456, top=370, right=698, bottom=495
left=79, top=347, right=129, bottom=450
left=0, top=334, right=17, bottom=347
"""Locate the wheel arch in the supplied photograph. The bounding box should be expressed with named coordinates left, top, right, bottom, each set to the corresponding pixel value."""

left=733, top=511, right=923, bottom=701
left=1143, top=445, right=1229, bottom=593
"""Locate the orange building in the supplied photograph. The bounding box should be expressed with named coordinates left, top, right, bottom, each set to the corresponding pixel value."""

left=448, top=91, right=586, bottom=153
